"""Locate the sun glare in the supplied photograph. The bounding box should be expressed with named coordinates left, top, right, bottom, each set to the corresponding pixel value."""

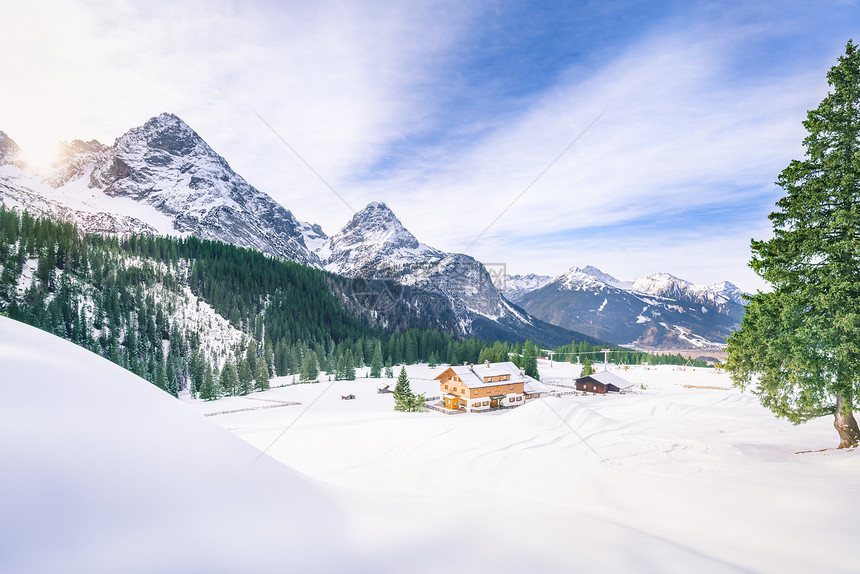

left=18, top=142, right=62, bottom=174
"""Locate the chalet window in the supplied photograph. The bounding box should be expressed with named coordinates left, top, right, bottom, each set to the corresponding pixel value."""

left=510, top=385, right=513, bottom=390
left=445, top=385, right=448, bottom=390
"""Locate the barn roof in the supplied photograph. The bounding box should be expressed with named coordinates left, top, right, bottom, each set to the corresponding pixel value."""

left=578, top=371, right=635, bottom=389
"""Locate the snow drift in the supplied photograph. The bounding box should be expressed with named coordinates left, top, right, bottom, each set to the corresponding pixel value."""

left=0, top=316, right=359, bottom=574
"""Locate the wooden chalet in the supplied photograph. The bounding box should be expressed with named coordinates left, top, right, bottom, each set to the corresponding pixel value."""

left=575, top=371, right=635, bottom=394
left=433, top=361, right=534, bottom=412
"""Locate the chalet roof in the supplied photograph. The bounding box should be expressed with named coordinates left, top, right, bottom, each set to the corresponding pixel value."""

left=577, top=371, right=634, bottom=389
left=435, top=361, right=535, bottom=389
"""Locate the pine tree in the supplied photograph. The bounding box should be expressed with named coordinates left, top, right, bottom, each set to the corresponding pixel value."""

left=220, top=357, right=239, bottom=396
left=238, top=357, right=253, bottom=396
left=200, top=363, right=217, bottom=401
left=393, top=366, right=413, bottom=412
left=580, top=358, right=594, bottom=377
left=369, top=341, right=383, bottom=378
left=155, top=361, right=167, bottom=390
left=522, top=340, right=539, bottom=380
left=166, top=356, right=178, bottom=397
left=385, top=364, right=394, bottom=379
left=300, top=353, right=318, bottom=383
left=254, top=355, right=270, bottom=391
left=189, top=349, right=205, bottom=396
left=726, top=41, right=860, bottom=449
left=245, top=338, right=258, bottom=373
left=344, top=349, right=356, bottom=381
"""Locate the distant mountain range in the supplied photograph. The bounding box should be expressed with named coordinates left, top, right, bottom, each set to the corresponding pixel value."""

left=509, top=266, right=746, bottom=350
left=0, top=114, right=589, bottom=347
left=0, top=114, right=747, bottom=350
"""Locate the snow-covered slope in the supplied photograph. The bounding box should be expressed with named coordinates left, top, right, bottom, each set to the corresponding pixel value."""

left=518, top=265, right=746, bottom=350
left=190, top=360, right=860, bottom=573
left=318, top=202, right=587, bottom=346
left=0, top=115, right=324, bottom=266
left=0, top=133, right=160, bottom=235
left=0, top=315, right=359, bottom=574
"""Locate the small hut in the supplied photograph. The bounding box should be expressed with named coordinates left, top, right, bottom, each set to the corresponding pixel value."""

left=575, top=371, right=635, bottom=394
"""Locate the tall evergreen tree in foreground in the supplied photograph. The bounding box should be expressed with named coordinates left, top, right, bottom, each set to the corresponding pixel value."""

left=726, top=41, right=860, bottom=449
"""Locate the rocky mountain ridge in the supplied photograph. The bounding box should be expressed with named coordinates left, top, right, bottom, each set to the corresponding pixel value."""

left=515, top=265, right=746, bottom=350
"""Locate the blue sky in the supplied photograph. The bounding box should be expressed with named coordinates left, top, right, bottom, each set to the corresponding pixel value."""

left=1, top=0, right=858, bottom=292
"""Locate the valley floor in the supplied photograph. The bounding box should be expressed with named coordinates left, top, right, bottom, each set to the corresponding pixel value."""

left=187, top=361, right=860, bottom=573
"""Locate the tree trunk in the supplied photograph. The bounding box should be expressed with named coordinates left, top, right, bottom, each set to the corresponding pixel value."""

left=834, top=393, right=860, bottom=449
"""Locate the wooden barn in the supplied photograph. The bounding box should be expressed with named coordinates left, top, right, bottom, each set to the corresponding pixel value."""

left=575, top=371, right=635, bottom=394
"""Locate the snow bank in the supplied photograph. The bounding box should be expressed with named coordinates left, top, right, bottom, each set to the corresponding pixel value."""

left=0, top=316, right=360, bottom=574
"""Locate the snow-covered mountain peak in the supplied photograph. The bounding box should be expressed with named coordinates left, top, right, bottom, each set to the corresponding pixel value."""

left=708, top=281, right=747, bottom=305
left=631, top=272, right=688, bottom=294
left=47, top=139, right=110, bottom=187
left=0, top=131, right=22, bottom=165
left=322, top=201, right=444, bottom=275
left=503, top=273, right=553, bottom=301
left=555, top=265, right=632, bottom=291
left=1, top=114, right=326, bottom=266
left=127, top=112, right=212, bottom=159
left=345, top=202, right=412, bottom=242
left=632, top=272, right=745, bottom=307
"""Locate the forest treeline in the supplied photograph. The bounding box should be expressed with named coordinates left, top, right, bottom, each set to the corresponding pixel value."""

left=0, top=208, right=708, bottom=401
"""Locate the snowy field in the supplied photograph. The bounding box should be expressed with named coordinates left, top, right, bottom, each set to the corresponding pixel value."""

left=3, top=316, right=859, bottom=573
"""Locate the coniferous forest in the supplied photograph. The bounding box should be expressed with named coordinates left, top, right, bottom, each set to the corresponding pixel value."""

left=0, top=208, right=707, bottom=400
left=0, top=208, right=545, bottom=399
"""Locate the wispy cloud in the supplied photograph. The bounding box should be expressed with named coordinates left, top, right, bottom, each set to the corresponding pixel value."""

left=355, top=18, right=834, bottom=291
left=0, top=1, right=854, bottom=292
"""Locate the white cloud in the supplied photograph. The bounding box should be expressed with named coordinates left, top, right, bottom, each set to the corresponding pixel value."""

left=0, top=1, right=841, bottom=292
left=361, top=24, right=829, bottom=291
left=0, top=0, right=478, bottom=219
